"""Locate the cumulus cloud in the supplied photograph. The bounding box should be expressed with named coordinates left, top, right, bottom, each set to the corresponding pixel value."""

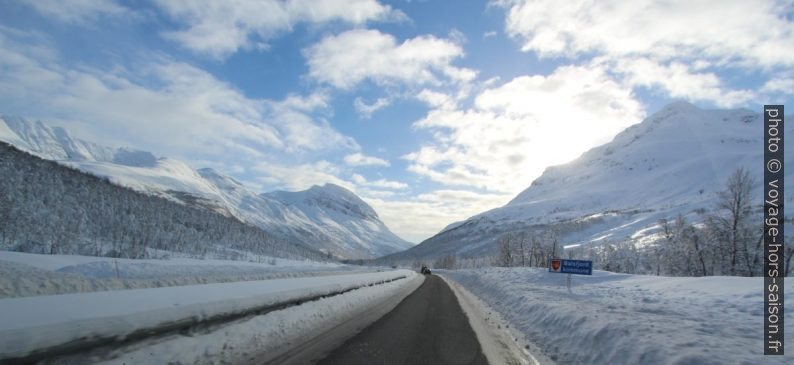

left=0, top=27, right=356, bottom=167
left=611, top=58, right=755, bottom=107
left=254, top=160, right=354, bottom=191
left=354, top=97, right=391, bottom=118
left=497, top=0, right=794, bottom=67
left=404, top=64, right=644, bottom=194
left=763, top=77, right=794, bottom=95
left=416, top=89, right=456, bottom=110
left=344, top=152, right=390, bottom=167
left=351, top=173, right=407, bottom=189
left=364, top=189, right=511, bottom=243
left=304, top=28, right=476, bottom=89
left=495, top=0, right=794, bottom=107
left=153, top=0, right=403, bottom=59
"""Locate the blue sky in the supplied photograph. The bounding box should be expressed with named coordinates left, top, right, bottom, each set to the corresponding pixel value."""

left=0, top=0, right=792, bottom=242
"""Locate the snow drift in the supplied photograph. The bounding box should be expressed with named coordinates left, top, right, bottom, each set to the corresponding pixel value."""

left=442, top=267, right=793, bottom=364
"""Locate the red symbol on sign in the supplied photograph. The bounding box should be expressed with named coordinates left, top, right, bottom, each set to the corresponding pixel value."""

left=551, top=259, right=561, bottom=271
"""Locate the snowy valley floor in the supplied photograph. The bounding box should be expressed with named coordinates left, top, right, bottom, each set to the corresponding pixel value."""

left=4, top=251, right=792, bottom=365
left=442, top=268, right=793, bottom=365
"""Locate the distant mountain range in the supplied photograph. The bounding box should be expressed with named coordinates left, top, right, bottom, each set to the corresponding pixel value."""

left=383, top=101, right=792, bottom=262
left=0, top=116, right=412, bottom=259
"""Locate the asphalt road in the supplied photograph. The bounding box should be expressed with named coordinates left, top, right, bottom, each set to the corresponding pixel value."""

left=318, top=274, right=489, bottom=365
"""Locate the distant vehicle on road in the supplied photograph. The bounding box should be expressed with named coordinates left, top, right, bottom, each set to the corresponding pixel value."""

left=420, top=266, right=432, bottom=275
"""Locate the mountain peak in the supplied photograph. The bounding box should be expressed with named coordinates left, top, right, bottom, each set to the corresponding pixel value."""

left=2, top=115, right=411, bottom=259
left=112, top=148, right=158, bottom=167
left=391, top=103, right=783, bottom=261
left=312, top=182, right=355, bottom=196
left=660, top=100, right=699, bottom=112
left=266, top=183, right=379, bottom=221
left=0, top=115, right=117, bottom=162
left=304, top=183, right=378, bottom=220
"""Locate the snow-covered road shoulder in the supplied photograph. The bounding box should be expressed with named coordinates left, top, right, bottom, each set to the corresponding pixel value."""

left=100, top=271, right=424, bottom=365
left=0, top=269, right=418, bottom=362
left=443, top=268, right=793, bottom=364
left=439, top=272, right=541, bottom=365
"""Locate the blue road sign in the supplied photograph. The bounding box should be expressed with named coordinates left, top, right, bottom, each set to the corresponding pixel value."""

left=548, top=258, right=592, bottom=275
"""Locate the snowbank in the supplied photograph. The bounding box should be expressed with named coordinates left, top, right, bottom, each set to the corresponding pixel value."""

left=0, top=269, right=415, bottom=360
left=442, top=268, right=793, bottom=364
left=93, top=272, right=424, bottom=364
left=0, top=251, right=357, bottom=298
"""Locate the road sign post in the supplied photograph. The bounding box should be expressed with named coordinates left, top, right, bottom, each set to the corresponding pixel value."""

left=548, top=258, right=592, bottom=292
left=548, top=258, right=593, bottom=275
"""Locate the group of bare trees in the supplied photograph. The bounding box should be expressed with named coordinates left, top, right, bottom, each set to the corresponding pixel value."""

left=582, top=168, right=791, bottom=276
left=495, top=229, right=562, bottom=268
left=433, top=167, right=792, bottom=277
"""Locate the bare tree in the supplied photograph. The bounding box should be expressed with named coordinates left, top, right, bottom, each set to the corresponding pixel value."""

left=684, top=225, right=709, bottom=276
left=519, top=232, right=526, bottom=266
left=716, top=167, right=755, bottom=275
left=498, top=234, right=513, bottom=267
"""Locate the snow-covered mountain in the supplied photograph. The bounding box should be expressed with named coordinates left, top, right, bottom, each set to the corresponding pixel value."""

left=385, top=101, right=792, bottom=261
left=0, top=116, right=411, bottom=259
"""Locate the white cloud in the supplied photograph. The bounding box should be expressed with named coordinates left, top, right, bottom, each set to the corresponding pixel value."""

left=153, top=0, right=402, bottom=59
left=20, top=0, right=130, bottom=23
left=495, top=0, right=794, bottom=107
left=405, top=64, right=644, bottom=194
left=356, top=188, right=395, bottom=199
left=354, top=97, right=391, bottom=118
left=416, top=89, right=456, bottom=110
left=0, top=27, right=356, bottom=167
left=364, top=189, right=511, bottom=243
left=497, top=0, right=794, bottom=68
left=304, top=28, right=476, bottom=89
left=254, top=160, right=354, bottom=191
left=351, top=173, right=407, bottom=190
left=612, top=58, right=755, bottom=107
left=344, top=152, right=390, bottom=167
left=762, top=77, right=794, bottom=95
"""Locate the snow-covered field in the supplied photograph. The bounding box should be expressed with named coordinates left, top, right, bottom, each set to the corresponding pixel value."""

left=0, top=269, right=419, bottom=362
left=0, top=251, right=360, bottom=298
left=442, top=268, right=793, bottom=364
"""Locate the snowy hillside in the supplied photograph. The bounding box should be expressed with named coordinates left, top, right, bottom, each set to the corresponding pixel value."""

left=0, top=116, right=411, bottom=259
left=386, top=102, right=792, bottom=260
left=265, top=184, right=412, bottom=257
